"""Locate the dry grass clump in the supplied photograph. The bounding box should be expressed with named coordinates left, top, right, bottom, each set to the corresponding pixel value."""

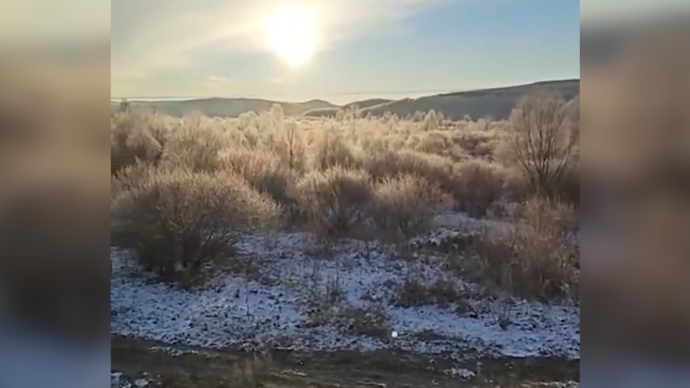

left=230, top=353, right=273, bottom=388
left=290, top=167, right=373, bottom=238
left=363, top=149, right=512, bottom=216
left=515, top=197, right=579, bottom=235
left=112, top=164, right=280, bottom=284
left=149, top=351, right=273, bottom=388
left=365, top=149, right=454, bottom=183
left=450, top=160, right=511, bottom=217
left=452, top=127, right=507, bottom=159
left=372, top=174, right=449, bottom=241
left=314, top=131, right=364, bottom=171
left=394, top=275, right=464, bottom=308
left=458, top=198, right=579, bottom=301
left=220, top=149, right=294, bottom=207
left=159, top=115, right=235, bottom=172
left=557, top=161, right=580, bottom=205
left=111, top=112, right=168, bottom=175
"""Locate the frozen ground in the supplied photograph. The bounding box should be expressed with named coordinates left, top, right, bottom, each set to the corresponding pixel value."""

left=111, top=372, right=151, bottom=388
left=111, top=211, right=581, bottom=364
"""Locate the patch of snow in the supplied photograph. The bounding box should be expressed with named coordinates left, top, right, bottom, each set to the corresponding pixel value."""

left=444, top=367, right=476, bottom=379
left=134, top=378, right=149, bottom=387
left=111, top=212, right=580, bottom=360
left=432, top=212, right=514, bottom=235
left=111, top=371, right=152, bottom=388
left=149, top=345, right=204, bottom=357
left=111, top=372, right=123, bottom=387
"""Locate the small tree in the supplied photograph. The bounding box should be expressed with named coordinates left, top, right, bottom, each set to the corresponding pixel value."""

left=507, top=91, right=577, bottom=199
left=269, top=103, right=285, bottom=120
left=422, top=110, right=440, bottom=131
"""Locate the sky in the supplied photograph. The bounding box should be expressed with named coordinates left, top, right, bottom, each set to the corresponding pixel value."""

left=111, top=0, right=582, bottom=103
left=2, top=0, right=689, bottom=104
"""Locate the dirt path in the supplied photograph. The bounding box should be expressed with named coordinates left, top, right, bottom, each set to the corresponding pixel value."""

left=111, top=336, right=579, bottom=388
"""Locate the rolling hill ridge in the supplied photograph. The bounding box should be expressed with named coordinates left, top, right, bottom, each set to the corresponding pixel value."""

left=113, top=79, right=579, bottom=121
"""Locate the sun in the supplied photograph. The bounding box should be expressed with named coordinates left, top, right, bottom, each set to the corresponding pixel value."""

left=263, top=3, right=319, bottom=68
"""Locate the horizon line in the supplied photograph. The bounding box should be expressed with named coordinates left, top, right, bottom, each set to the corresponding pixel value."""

left=111, top=77, right=580, bottom=103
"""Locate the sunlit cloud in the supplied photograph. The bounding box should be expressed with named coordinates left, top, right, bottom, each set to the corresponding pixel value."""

left=203, top=76, right=232, bottom=88
left=111, top=0, right=450, bottom=96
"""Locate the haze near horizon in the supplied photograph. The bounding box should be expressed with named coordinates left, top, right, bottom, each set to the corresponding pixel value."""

left=112, top=0, right=580, bottom=104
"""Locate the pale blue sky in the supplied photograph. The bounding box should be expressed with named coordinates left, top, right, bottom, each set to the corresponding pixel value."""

left=109, top=0, right=685, bottom=103
left=112, top=0, right=579, bottom=103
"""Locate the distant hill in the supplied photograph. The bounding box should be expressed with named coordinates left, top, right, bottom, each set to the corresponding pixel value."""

left=304, top=79, right=580, bottom=121
left=111, top=97, right=336, bottom=117
left=113, top=79, right=579, bottom=121
left=302, top=98, right=393, bottom=118
left=343, top=98, right=394, bottom=110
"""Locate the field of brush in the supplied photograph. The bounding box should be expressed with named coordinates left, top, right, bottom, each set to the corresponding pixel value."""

left=110, top=98, right=580, bottom=387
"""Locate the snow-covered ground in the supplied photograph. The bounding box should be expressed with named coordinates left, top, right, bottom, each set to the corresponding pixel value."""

left=111, top=372, right=151, bottom=388
left=111, top=212, right=581, bottom=362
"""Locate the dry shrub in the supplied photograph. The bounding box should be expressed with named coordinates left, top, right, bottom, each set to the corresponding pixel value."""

left=159, top=116, right=232, bottom=172
left=372, top=174, right=449, bottom=241
left=112, top=165, right=280, bottom=284
left=501, top=168, right=532, bottom=203
left=291, top=167, right=373, bottom=237
left=111, top=160, right=162, bottom=196
left=220, top=149, right=293, bottom=206
left=450, top=160, right=508, bottom=217
left=365, top=149, right=455, bottom=188
left=314, top=132, right=362, bottom=170
left=334, top=304, right=392, bottom=339
left=515, top=197, right=578, bottom=235
left=111, top=113, right=165, bottom=176
left=464, top=198, right=578, bottom=301
left=237, top=111, right=259, bottom=130
left=271, top=120, right=309, bottom=172
left=394, top=274, right=463, bottom=308
left=365, top=150, right=510, bottom=215
left=454, top=130, right=501, bottom=158
left=409, top=131, right=452, bottom=154
left=558, top=161, right=580, bottom=206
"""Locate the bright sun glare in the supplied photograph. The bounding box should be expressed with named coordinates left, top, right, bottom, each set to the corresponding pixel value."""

left=263, top=3, right=319, bottom=68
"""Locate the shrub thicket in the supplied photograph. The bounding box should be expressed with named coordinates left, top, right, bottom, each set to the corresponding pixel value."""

left=110, top=98, right=579, bottom=292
